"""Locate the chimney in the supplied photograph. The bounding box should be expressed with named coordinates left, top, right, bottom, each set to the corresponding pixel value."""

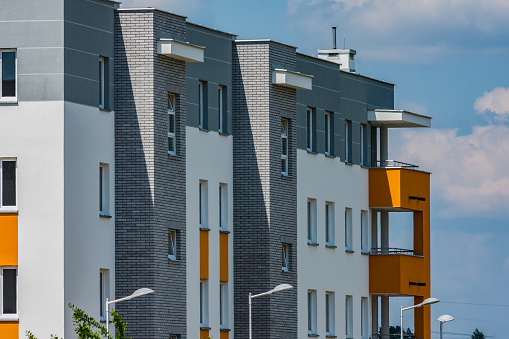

left=317, top=27, right=356, bottom=73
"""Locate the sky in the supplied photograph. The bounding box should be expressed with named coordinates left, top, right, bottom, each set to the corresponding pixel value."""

left=121, top=1, right=509, bottom=338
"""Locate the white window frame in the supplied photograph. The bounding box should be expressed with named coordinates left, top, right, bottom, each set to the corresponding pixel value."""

left=219, top=183, right=228, bottom=232
left=306, top=107, right=314, bottom=152
left=199, top=180, right=208, bottom=229
left=0, top=159, right=17, bottom=211
left=199, top=80, right=204, bottom=129
left=98, top=56, right=107, bottom=109
left=345, top=120, right=352, bottom=163
left=346, top=295, right=353, bottom=339
left=220, top=281, right=229, bottom=329
left=308, top=290, right=317, bottom=335
left=325, top=111, right=332, bottom=156
left=0, top=266, right=18, bottom=320
left=326, top=292, right=335, bottom=337
left=361, top=210, right=369, bottom=253
left=218, top=85, right=226, bottom=134
left=307, top=199, right=317, bottom=244
left=282, top=243, right=289, bottom=272
left=200, top=279, right=209, bottom=327
left=0, top=49, right=17, bottom=103
left=281, top=118, right=289, bottom=175
left=99, top=163, right=110, bottom=216
left=325, top=202, right=335, bottom=247
left=168, top=93, right=176, bottom=155
left=168, top=229, right=177, bottom=260
left=99, top=269, right=110, bottom=322
left=345, top=208, right=353, bottom=251
left=361, top=297, right=369, bottom=339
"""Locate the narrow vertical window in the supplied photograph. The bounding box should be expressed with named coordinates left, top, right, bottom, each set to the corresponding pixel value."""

left=200, top=280, right=209, bottom=327
left=345, top=295, right=353, bottom=339
left=308, top=290, right=317, bottom=335
left=281, top=118, right=289, bottom=175
left=325, top=202, right=335, bottom=246
left=0, top=50, right=16, bottom=100
left=219, top=183, right=228, bottom=231
left=307, top=199, right=317, bottom=244
left=99, top=269, right=109, bottom=321
left=199, top=180, right=208, bottom=229
left=1, top=160, right=16, bottom=208
left=326, top=292, right=335, bottom=336
left=1, top=267, right=17, bottom=316
left=168, top=93, right=176, bottom=155
left=361, top=210, right=369, bottom=253
left=325, top=111, right=334, bottom=156
left=168, top=229, right=177, bottom=260
left=98, top=56, right=109, bottom=109
left=345, top=120, right=352, bottom=163
left=345, top=208, right=353, bottom=251
left=361, top=297, right=368, bottom=339
left=306, top=107, right=315, bottom=152
left=220, top=282, right=228, bottom=329
left=282, top=243, right=289, bottom=272
left=99, top=163, right=110, bottom=216
left=199, top=80, right=208, bottom=130
left=218, top=85, right=227, bottom=134
left=361, top=124, right=368, bottom=166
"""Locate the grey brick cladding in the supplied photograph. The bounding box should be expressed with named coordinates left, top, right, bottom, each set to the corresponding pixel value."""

left=115, top=9, right=187, bottom=339
left=233, top=40, right=298, bottom=339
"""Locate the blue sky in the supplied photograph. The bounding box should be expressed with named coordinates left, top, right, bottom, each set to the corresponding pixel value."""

left=122, top=1, right=509, bottom=337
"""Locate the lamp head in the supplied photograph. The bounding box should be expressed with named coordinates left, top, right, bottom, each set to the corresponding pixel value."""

left=419, top=297, right=440, bottom=307
left=130, top=288, right=154, bottom=299
left=270, top=284, right=293, bottom=294
left=437, top=314, right=454, bottom=323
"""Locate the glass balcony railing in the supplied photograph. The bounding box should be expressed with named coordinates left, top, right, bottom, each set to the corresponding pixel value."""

left=371, top=160, right=419, bottom=170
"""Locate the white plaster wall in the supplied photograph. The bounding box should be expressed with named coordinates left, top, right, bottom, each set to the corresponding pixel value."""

left=186, top=127, right=234, bottom=339
left=0, top=101, right=66, bottom=338
left=297, top=150, right=370, bottom=339
left=63, top=102, right=115, bottom=338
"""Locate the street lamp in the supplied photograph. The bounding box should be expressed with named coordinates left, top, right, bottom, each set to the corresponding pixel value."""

left=249, top=284, right=293, bottom=339
left=437, top=314, right=454, bottom=339
left=400, top=297, right=439, bottom=339
left=106, top=288, right=154, bottom=333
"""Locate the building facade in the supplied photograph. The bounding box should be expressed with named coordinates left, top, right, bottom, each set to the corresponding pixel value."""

left=0, top=1, right=432, bottom=339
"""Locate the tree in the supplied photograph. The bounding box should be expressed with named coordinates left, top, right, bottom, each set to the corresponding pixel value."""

left=471, top=328, right=486, bottom=339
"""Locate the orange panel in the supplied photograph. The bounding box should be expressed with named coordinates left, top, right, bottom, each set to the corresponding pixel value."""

left=0, top=214, right=18, bottom=265
left=220, top=330, right=230, bottom=339
left=200, top=230, right=209, bottom=280
left=200, top=328, right=210, bottom=339
left=0, top=322, right=19, bottom=339
left=220, top=232, right=228, bottom=282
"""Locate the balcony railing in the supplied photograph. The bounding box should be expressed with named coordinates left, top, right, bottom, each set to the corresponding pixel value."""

left=373, top=334, right=415, bottom=339
left=371, top=160, right=419, bottom=170
left=371, top=247, right=416, bottom=255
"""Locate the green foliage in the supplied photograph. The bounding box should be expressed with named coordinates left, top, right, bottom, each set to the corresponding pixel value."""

left=471, top=328, right=486, bottom=339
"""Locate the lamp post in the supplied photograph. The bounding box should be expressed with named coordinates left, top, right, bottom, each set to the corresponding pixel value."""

left=106, top=287, right=154, bottom=333
left=400, top=297, right=439, bottom=339
left=437, top=314, right=454, bottom=339
left=249, top=283, right=293, bottom=339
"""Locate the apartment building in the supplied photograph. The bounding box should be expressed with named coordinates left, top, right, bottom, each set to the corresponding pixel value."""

left=0, top=1, right=432, bottom=339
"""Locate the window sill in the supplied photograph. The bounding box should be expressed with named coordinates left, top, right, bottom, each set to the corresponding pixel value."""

left=361, top=251, right=370, bottom=255
left=325, top=154, right=335, bottom=158
left=168, top=152, right=182, bottom=159
left=220, top=229, right=230, bottom=234
left=345, top=249, right=355, bottom=253
left=218, top=131, right=230, bottom=136
left=0, top=315, right=18, bottom=321
left=200, top=227, right=211, bottom=231
left=220, top=328, right=231, bottom=332
left=281, top=173, right=293, bottom=179
left=325, top=244, right=337, bottom=249
left=99, top=214, right=112, bottom=219
left=345, top=161, right=353, bottom=166
left=308, top=334, right=319, bottom=338
left=168, top=257, right=182, bottom=263
left=307, top=241, right=319, bottom=246
left=0, top=208, right=18, bottom=214
left=282, top=269, right=296, bottom=275
left=99, top=107, right=111, bottom=113
left=326, top=335, right=337, bottom=338
left=200, top=326, right=211, bottom=330
left=199, top=127, right=210, bottom=132
left=307, top=150, right=318, bottom=155
left=0, top=99, right=18, bottom=105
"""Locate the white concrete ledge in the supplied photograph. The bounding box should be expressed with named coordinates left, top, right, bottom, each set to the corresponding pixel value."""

left=157, top=39, right=205, bottom=63
left=368, top=109, right=431, bottom=128
left=272, top=69, right=313, bottom=90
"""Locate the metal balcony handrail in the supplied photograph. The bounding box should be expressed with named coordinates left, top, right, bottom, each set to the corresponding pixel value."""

left=373, top=334, right=416, bottom=339
left=371, top=160, right=419, bottom=170
left=370, top=247, right=415, bottom=255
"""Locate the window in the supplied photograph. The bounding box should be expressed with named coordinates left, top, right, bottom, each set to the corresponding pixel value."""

left=345, top=208, right=353, bottom=251
left=281, top=118, right=289, bottom=175
left=308, top=290, right=317, bottom=335
left=200, top=279, right=209, bottom=327
left=307, top=199, right=317, bottom=244
left=0, top=267, right=17, bottom=319
left=199, top=80, right=208, bottom=130
left=345, top=295, right=353, bottom=339
left=361, top=297, right=368, bottom=339
left=169, top=335, right=178, bottom=339
left=325, top=202, right=335, bottom=246
left=168, top=93, right=176, bottom=155
left=326, top=292, right=335, bottom=337
left=220, top=282, right=228, bottom=329
left=0, top=50, right=16, bottom=101
left=345, top=120, right=352, bottom=163
left=361, top=210, right=369, bottom=253
left=199, top=180, right=208, bottom=229
left=98, top=56, right=109, bottom=109
left=219, top=183, right=228, bottom=231
left=325, top=111, right=334, bottom=156
left=99, top=163, right=110, bottom=216
left=168, top=229, right=177, bottom=260
left=218, top=85, right=227, bottom=134
left=361, top=124, right=368, bottom=166
left=306, top=107, right=316, bottom=152
left=282, top=243, right=289, bottom=272
left=99, top=269, right=109, bottom=321
left=1, top=160, right=16, bottom=209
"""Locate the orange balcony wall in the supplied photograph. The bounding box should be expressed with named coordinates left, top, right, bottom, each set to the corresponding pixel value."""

left=0, top=214, right=18, bottom=266
left=370, top=168, right=430, bottom=211
left=370, top=254, right=430, bottom=296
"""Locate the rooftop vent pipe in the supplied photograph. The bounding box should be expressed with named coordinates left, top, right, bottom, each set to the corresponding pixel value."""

left=332, top=27, right=337, bottom=49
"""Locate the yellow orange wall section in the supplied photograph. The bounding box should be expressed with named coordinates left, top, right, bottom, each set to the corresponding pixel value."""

left=0, top=322, right=18, bottom=339
left=0, top=214, right=19, bottom=339
left=200, top=229, right=209, bottom=280
left=219, top=232, right=228, bottom=282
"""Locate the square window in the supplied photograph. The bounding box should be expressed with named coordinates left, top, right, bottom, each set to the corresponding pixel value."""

left=281, top=118, right=289, bottom=175
left=0, top=267, right=17, bottom=318
left=0, top=50, right=17, bottom=101
left=168, top=93, right=177, bottom=155
left=168, top=229, right=177, bottom=260
left=1, top=160, right=16, bottom=209
left=307, top=199, right=317, bottom=244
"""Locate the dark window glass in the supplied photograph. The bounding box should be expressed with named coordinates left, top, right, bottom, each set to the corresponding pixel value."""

left=2, top=161, right=16, bottom=206
left=3, top=269, right=17, bottom=314
left=2, top=52, right=16, bottom=97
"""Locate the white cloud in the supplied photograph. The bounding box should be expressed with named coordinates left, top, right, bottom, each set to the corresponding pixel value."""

left=474, top=87, right=509, bottom=117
